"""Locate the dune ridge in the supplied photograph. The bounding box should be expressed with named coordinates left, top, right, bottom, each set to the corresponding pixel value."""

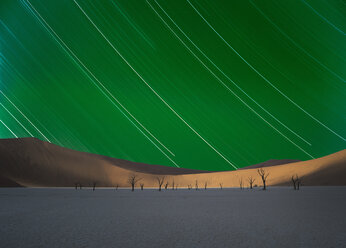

left=237, top=159, right=301, bottom=170
left=0, top=138, right=345, bottom=187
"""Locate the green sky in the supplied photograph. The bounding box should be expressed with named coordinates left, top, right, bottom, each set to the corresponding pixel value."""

left=0, top=0, right=345, bottom=170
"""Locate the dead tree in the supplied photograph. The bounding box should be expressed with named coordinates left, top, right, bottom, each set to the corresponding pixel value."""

left=128, top=174, right=141, bottom=192
left=296, top=175, right=301, bottom=190
left=195, top=180, right=199, bottom=190
left=164, top=182, right=169, bottom=190
left=257, top=168, right=269, bottom=190
left=75, top=183, right=78, bottom=190
left=239, top=178, right=243, bottom=190
left=291, top=175, right=298, bottom=190
left=248, top=176, right=255, bottom=189
left=219, top=183, right=223, bottom=190
left=171, top=180, right=175, bottom=190
left=156, top=176, right=165, bottom=191
left=140, top=183, right=144, bottom=190
left=204, top=182, right=208, bottom=190
left=92, top=182, right=96, bottom=191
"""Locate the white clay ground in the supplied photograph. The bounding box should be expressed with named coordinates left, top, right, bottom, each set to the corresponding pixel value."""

left=0, top=187, right=345, bottom=248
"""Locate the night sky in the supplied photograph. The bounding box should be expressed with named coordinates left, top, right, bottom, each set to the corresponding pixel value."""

left=0, top=0, right=345, bottom=170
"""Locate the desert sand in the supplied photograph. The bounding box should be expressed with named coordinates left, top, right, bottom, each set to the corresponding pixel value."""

left=0, top=138, right=345, bottom=188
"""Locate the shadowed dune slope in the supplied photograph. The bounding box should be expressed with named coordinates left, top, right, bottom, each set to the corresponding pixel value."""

left=0, top=138, right=345, bottom=187
left=0, top=138, right=210, bottom=187
left=0, top=174, right=23, bottom=187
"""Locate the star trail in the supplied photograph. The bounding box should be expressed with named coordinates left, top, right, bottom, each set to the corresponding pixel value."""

left=0, top=0, right=345, bottom=170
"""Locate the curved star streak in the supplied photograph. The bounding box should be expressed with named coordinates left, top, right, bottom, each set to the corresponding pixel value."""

left=23, top=0, right=178, bottom=167
left=151, top=0, right=313, bottom=147
left=0, top=0, right=344, bottom=170
left=300, top=0, right=345, bottom=36
left=73, top=0, right=238, bottom=169
left=0, top=102, right=34, bottom=137
left=249, top=0, right=344, bottom=83
left=0, top=89, right=51, bottom=142
left=0, top=119, right=18, bottom=138
left=187, top=0, right=346, bottom=142
left=147, top=0, right=314, bottom=159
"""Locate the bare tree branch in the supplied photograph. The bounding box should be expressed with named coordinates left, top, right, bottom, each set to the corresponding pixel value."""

left=128, top=174, right=141, bottom=192
left=291, top=175, right=297, bottom=190
left=247, top=176, right=255, bottom=189
left=156, top=176, right=165, bottom=191
left=297, top=177, right=301, bottom=190
left=257, top=168, right=269, bottom=190
left=292, top=174, right=301, bottom=190
left=239, top=178, right=243, bottom=190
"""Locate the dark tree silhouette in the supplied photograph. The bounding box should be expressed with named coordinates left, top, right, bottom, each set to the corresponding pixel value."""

left=195, top=180, right=199, bottom=190
left=156, top=176, right=165, bottom=191
left=204, top=181, right=208, bottom=190
left=92, top=182, right=96, bottom=191
left=75, top=183, right=78, bottom=190
left=291, top=175, right=298, bottom=190
left=239, top=178, right=243, bottom=190
left=247, top=176, right=255, bottom=189
left=140, top=183, right=144, bottom=190
left=297, top=179, right=301, bottom=190
left=219, top=183, right=223, bottom=190
left=164, top=182, right=169, bottom=190
left=188, top=184, right=192, bottom=190
left=171, top=180, right=175, bottom=190
left=257, top=168, right=269, bottom=190
left=128, top=174, right=141, bottom=192
left=295, top=174, right=301, bottom=190
left=79, top=183, right=82, bottom=190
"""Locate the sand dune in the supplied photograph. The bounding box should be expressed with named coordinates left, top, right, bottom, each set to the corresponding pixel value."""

left=182, top=149, right=346, bottom=187
left=0, top=138, right=345, bottom=187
